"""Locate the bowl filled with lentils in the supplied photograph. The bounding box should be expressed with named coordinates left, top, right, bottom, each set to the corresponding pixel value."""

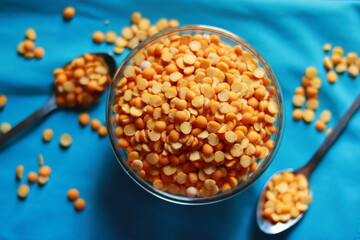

left=107, top=25, right=284, bottom=204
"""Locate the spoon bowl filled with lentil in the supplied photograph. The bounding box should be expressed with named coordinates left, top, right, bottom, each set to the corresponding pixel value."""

left=107, top=26, right=284, bottom=204
left=0, top=52, right=116, bottom=147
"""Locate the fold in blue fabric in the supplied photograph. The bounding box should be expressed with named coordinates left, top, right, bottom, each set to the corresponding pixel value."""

left=0, top=0, right=360, bottom=239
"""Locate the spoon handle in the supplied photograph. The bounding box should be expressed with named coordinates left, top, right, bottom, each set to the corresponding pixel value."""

left=299, top=93, right=360, bottom=177
left=0, top=95, right=58, bottom=147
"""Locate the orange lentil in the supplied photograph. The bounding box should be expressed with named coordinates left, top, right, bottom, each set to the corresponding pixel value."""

left=28, top=172, right=38, bottom=183
left=327, top=71, right=338, bottom=83
left=0, top=95, right=7, bottom=108
left=247, top=131, right=259, bottom=144
left=142, top=67, right=156, bottom=80
left=18, top=184, right=30, bottom=199
left=63, top=6, right=76, bottom=20
left=25, top=28, right=37, bottom=40
left=323, top=43, right=332, bottom=52
left=91, top=119, right=101, bottom=131
left=16, top=165, right=24, bottom=180
left=67, top=188, right=80, bottom=201
left=42, top=128, right=54, bottom=142
left=292, top=109, right=303, bottom=121
left=323, top=57, right=333, bottom=70
left=24, top=40, right=35, bottom=52
left=326, top=128, right=333, bottom=137
left=117, top=138, right=129, bottom=148
left=74, top=198, right=86, bottom=211
left=174, top=111, right=187, bottom=123
left=34, top=47, right=45, bottom=59
left=168, top=130, right=180, bottom=142
left=98, top=126, right=108, bottom=137
left=315, top=120, right=326, bottom=131
left=39, top=165, right=51, bottom=177
left=131, top=12, right=142, bottom=24
left=79, top=112, right=90, bottom=126
left=24, top=51, right=34, bottom=59
left=60, top=133, right=73, bottom=148
left=294, top=87, right=305, bottom=95
left=93, top=31, right=105, bottom=44
left=202, top=144, right=214, bottom=156
left=305, top=66, right=317, bottom=78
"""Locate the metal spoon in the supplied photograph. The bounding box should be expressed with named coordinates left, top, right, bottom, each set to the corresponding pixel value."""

left=257, top=93, right=360, bottom=234
left=0, top=52, right=116, bottom=147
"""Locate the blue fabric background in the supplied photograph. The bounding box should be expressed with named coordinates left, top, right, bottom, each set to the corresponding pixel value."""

left=1, top=0, right=360, bottom=239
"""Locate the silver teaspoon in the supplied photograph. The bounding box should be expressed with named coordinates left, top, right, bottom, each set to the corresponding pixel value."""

left=257, top=93, right=360, bottom=234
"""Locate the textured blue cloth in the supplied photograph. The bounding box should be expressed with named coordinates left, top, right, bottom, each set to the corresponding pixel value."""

left=1, top=0, right=360, bottom=239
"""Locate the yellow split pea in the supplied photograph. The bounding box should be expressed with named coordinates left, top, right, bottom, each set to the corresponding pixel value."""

left=113, top=32, right=280, bottom=198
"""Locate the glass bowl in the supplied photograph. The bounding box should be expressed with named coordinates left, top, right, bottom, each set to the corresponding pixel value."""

left=106, top=25, right=283, bottom=205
